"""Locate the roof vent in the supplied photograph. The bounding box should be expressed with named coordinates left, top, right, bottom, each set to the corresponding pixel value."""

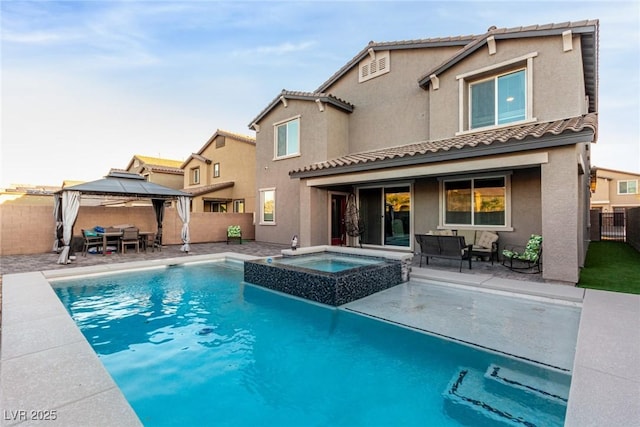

left=359, top=50, right=390, bottom=83
left=487, top=25, right=497, bottom=32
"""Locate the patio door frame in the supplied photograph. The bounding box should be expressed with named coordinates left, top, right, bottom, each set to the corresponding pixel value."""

left=356, top=182, right=414, bottom=251
left=328, top=191, right=349, bottom=245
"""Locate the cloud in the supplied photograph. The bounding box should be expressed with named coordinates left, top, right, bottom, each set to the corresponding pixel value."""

left=2, top=29, right=66, bottom=44
left=233, top=41, right=317, bottom=57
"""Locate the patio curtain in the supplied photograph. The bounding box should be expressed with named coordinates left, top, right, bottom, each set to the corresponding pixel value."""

left=177, top=196, right=191, bottom=253
left=152, top=198, right=165, bottom=240
left=53, top=193, right=63, bottom=252
left=344, top=193, right=363, bottom=247
left=56, top=190, right=81, bottom=264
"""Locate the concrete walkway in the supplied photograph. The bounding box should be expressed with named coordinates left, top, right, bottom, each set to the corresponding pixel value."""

left=1, top=243, right=638, bottom=426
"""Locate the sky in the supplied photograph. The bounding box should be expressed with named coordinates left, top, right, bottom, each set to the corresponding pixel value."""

left=2, top=0, right=639, bottom=188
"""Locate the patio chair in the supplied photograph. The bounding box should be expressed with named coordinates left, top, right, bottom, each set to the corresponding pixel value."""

left=227, top=225, right=242, bottom=244
left=81, top=229, right=103, bottom=256
left=120, top=227, right=140, bottom=254
left=502, top=234, right=542, bottom=273
left=139, top=232, right=155, bottom=252
left=152, top=231, right=163, bottom=252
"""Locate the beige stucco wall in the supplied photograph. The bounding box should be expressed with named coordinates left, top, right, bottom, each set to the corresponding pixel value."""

left=324, top=47, right=460, bottom=152
left=147, top=172, right=184, bottom=191
left=254, top=99, right=350, bottom=245
left=541, top=145, right=581, bottom=283
left=429, top=36, right=587, bottom=140
left=0, top=204, right=255, bottom=256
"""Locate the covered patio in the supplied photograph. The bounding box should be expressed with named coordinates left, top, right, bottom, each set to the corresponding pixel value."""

left=54, top=171, right=193, bottom=264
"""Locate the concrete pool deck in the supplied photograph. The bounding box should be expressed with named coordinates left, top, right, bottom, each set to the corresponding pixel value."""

left=1, top=248, right=639, bottom=426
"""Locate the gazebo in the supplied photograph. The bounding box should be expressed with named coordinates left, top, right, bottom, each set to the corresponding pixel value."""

left=54, top=171, right=192, bottom=264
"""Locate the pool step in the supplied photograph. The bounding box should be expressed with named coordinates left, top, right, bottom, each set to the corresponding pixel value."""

left=443, top=367, right=567, bottom=427
left=484, top=364, right=570, bottom=405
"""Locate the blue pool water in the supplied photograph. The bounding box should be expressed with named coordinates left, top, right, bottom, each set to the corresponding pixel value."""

left=53, top=261, right=570, bottom=427
left=273, top=253, right=384, bottom=273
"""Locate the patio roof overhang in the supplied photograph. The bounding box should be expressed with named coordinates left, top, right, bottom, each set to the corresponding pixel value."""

left=289, top=114, right=597, bottom=182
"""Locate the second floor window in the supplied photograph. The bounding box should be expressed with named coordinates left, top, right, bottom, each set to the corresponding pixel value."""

left=274, top=117, right=300, bottom=159
left=191, top=167, right=200, bottom=184
left=618, top=180, right=638, bottom=195
left=214, top=163, right=220, bottom=178
left=470, top=69, right=526, bottom=129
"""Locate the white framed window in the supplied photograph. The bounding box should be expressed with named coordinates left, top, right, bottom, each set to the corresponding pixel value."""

left=457, top=52, right=537, bottom=133
left=441, top=175, right=510, bottom=227
left=191, top=167, right=200, bottom=185
left=274, top=117, right=300, bottom=159
left=213, top=163, right=220, bottom=178
left=618, top=180, right=638, bottom=195
left=233, top=199, right=245, bottom=213
left=470, top=69, right=526, bottom=129
left=259, top=188, right=276, bottom=225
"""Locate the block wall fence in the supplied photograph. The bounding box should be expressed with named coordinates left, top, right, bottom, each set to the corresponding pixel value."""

left=0, top=204, right=255, bottom=256
left=627, top=207, right=640, bottom=252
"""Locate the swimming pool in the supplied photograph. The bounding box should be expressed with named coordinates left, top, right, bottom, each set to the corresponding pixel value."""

left=53, top=261, right=571, bottom=426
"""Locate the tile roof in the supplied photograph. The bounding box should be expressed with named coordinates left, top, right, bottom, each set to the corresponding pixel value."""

left=145, top=165, right=184, bottom=175
left=248, top=90, right=354, bottom=129
left=133, top=155, right=184, bottom=168
left=290, top=113, right=597, bottom=177
left=182, top=181, right=235, bottom=197
left=213, top=129, right=256, bottom=146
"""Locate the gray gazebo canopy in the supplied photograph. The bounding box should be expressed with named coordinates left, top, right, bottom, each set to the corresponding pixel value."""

left=54, top=171, right=192, bottom=264
left=63, top=170, right=190, bottom=198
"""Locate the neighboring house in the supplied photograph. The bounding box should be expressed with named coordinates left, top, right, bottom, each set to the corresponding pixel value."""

left=125, top=154, right=184, bottom=190
left=0, top=184, right=60, bottom=206
left=590, top=167, right=640, bottom=212
left=181, top=129, right=256, bottom=213
left=248, top=20, right=599, bottom=284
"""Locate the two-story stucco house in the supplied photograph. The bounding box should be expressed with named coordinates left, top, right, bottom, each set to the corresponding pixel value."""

left=248, top=20, right=599, bottom=284
left=181, top=129, right=256, bottom=214
left=590, top=167, right=640, bottom=213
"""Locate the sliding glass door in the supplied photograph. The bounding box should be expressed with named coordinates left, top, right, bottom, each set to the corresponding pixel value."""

left=358, top=185, right=411, bottom=248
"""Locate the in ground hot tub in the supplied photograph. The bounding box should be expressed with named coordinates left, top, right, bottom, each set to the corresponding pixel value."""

left=244, top=249, right=406, bottom=306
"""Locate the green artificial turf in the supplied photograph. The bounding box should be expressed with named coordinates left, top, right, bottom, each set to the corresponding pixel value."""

left=578, top=241, right=640, bottom=294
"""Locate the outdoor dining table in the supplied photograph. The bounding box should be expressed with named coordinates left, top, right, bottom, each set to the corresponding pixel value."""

left=95, top=229, right=156, bottom=255
left=96, top=230, right=123, bottom=256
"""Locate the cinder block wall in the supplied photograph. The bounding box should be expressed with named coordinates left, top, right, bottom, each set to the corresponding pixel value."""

left=627, top=207, right=640, bottom=252
left=0, top=205, right=255, bottom=256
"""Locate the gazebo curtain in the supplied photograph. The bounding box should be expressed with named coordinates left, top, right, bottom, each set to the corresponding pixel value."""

left=53, top=194, right=62, bottom=252
left=177, top=196, right=191, bottom=253
left=56, top=190, right=81, bottom=264
left=152, top=198, right=165, bottom=240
